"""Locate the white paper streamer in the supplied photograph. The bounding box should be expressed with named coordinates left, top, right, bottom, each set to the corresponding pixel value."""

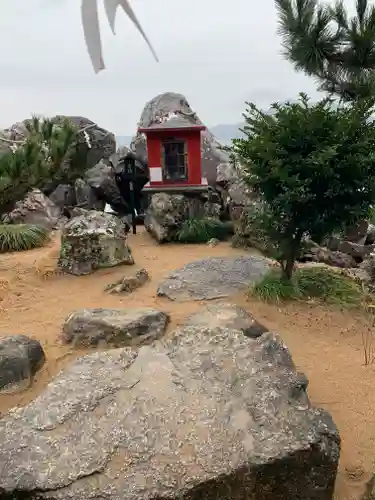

left=81, top=0, right=158, bottom=73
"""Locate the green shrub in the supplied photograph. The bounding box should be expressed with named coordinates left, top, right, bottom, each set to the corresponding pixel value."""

left=0, top=116, right=78, bottom=216
left=0, top=224, right=50, bottom=253
left=177, top=218, right=232, bottom=243
left=228, top=94, right=375, bottom=280
left=252, top=266, right=363, bottom=306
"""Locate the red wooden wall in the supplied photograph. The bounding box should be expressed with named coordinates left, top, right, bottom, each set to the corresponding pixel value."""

left=145, top=129, right=202, bottom=185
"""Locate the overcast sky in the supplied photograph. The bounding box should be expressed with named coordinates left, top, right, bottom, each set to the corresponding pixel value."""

left=0, top=0, right=324, bottom=135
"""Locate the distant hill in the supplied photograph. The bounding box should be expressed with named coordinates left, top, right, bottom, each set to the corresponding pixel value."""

left=115, top=123, right=245, bottom=149
left=209, top=123, right=245, bottom=145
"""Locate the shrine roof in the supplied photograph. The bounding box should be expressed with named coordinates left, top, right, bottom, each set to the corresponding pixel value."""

left=138, top=116, right=206, bottom=133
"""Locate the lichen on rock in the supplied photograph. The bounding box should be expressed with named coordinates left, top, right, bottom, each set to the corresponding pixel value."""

left=58, top=209, right=133, bottom=276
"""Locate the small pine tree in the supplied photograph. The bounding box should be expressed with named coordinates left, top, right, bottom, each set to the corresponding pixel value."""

left=229, top=94, right=375, bottom=280
left=275, top=0, right=375, bottom=101
left=0, top=116, right=77, bottom=215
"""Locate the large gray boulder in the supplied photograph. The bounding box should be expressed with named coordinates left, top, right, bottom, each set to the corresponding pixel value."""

left=61, top=307, right=169, bottom=347
left=157, top=255, right=270, bottom=301
left=0, top=327, right=340, bottom=500
left=2, top=189, right=60, bottom=229
left=58, top=210, right=134, bottom=276
left=144, top=192, right=221, bottom=243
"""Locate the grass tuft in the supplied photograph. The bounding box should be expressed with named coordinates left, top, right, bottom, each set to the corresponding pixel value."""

left=0, top=224, right=50, bottom=253
left=177, top=218, right=232, bottom=244
left=251, top=266, right=363, bottom=306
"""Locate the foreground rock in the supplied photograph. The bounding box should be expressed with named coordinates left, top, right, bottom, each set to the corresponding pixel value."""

left=0, top=327, right=340, bottom=500
left=0, top=335, right=45, bottom=394
left=184, top=302, right=268, bottom=338
left=145, top=192, right=221, bottom=243
left=61, top=307, right=169, bottom=347
left=157, top=256, right=270, bottom=301
left=58, top=210, right=133, bottom=275
left=2, top=189, right=60, bottom=229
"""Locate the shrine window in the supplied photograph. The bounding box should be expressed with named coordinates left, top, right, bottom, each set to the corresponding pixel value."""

left=161, top=139, right=188, bottom=181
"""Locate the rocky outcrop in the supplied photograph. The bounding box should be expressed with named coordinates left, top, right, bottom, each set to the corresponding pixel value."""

left=85, top=148, right=149, bottom=214
left=61, top=307, right=169, bottom=347
left=0, top=326, right=340, bottom=500
left=300, top=242, right=357, bottom=268
left=0, top=335, right=45, bottom=394
left=2, top=189, right=60, bottom=229
left=145, top=192, right=221, bottom=243
left=49, top=184, right=76, bottom=208
left=325, top=220, right=375, bottom=263
left=157, top=255, right=270, bottom=301
left=74, top=178, right=104, bottom=210
left=58, top=210, right=134, bottom=276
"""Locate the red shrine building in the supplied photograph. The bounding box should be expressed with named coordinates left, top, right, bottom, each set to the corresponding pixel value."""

left=138, top=116, right=208, bottom=192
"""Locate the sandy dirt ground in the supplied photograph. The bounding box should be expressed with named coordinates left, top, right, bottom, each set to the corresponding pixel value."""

left=0, top=228, right=374, bottom=500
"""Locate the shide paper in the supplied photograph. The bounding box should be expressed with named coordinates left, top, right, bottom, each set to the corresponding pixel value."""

left=81, top=0, right=158, bottom=73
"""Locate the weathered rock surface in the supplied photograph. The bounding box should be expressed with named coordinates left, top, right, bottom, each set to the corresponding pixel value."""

left=74, top=177, right=104, bottom=210
left=2, top=189, right=60, bottom=229
left=61, top=307, right=169, bottom=347
left=0, top=327, right=340, bottom=500
left=338, top=240, right=375, bottom=261
left=300, top=243, right=357, bottom=268
left=0, top=335, right=45, bottom=394
left=49, top=184, right=76, bottom=208
left=345, top=219, right=369, bottom=243
left=85, top=149, right=149, bottom=215
left=184, top=302, right=268, bottom=338
left=158, top=255, right=270, bottom=301
left=104, top=268, right=149, bottom=294
left=58, top=210, right=133, bottom=276
left=364, top=473, right=375, bottom=499
left=145, top=192, right=221, bottom=243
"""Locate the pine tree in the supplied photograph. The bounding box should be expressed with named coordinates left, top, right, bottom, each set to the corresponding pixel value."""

left=275, top=0, right=375, bottom=101
left=0, top=116, right=77, bottom=215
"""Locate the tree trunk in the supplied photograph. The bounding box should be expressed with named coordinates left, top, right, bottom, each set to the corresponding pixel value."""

left=282, top=255, right=295, bottom=281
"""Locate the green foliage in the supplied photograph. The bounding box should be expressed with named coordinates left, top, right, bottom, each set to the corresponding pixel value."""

left=0, top=116, right=78, bottom=215
left=229, top=94, right=375, bottom=279
left=0, top=224, right=50, bottom=253
left=177, top=218, right=232, bottom=243
left=252, top=266, right=363, bottom=305
left=276, top=0, right=375, bottom=101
